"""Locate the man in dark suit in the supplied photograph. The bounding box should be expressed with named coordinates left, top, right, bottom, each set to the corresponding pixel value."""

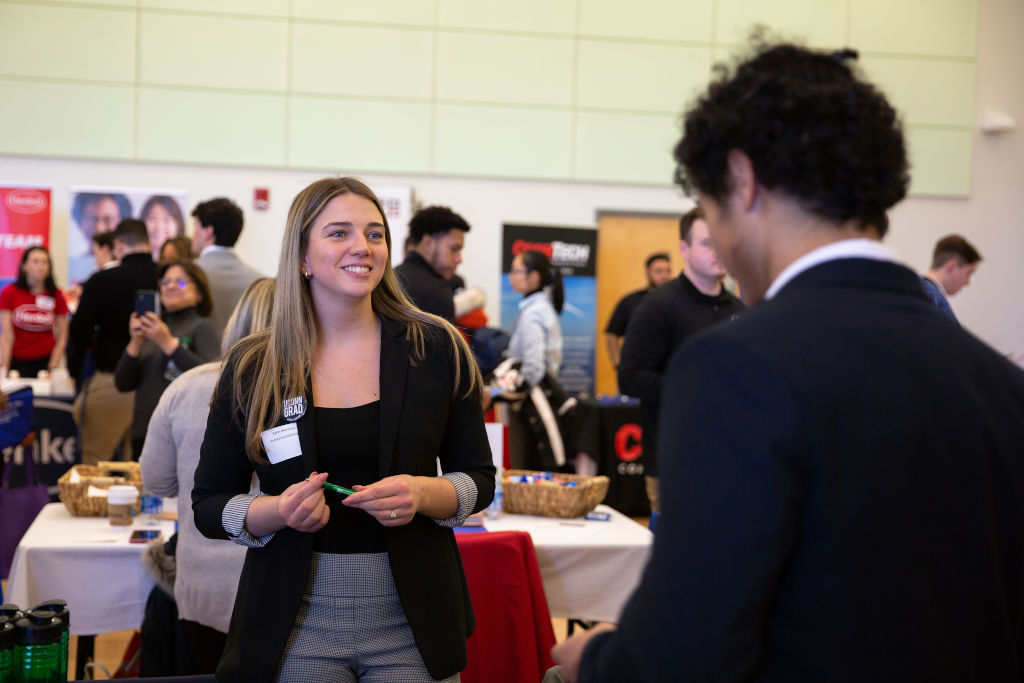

left=553, top=42, right=1024, bottom=682
left=70, top=219, right=158, bottom=463
left=192, top=197, right=263, bottom=334
left=395, top=205, right=470, bottom=322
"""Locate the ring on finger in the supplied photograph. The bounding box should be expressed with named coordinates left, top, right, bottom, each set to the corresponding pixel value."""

left=390, top=509, right=397, bottom=519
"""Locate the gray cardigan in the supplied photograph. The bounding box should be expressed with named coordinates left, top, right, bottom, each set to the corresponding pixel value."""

left=140, top=362, right=248, bottom=633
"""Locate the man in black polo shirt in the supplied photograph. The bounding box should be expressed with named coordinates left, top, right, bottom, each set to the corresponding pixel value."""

left=70, top=219, right=158, bottom=463
left=603, top=252, right=672, bottom=375
left=395, top=206, right=470, bottom=322
left=618, top=207, right=744, bottom=511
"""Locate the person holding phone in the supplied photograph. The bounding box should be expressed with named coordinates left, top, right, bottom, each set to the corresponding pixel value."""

left=0, top=246, right=69, bottom=377
left=192, top=177, right=494, bottom=683
left=115, top=260, right=220, bottom=458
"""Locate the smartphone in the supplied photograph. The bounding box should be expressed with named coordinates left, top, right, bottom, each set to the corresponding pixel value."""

left=129, top=529, right=161, bottom=544
left=135, top=290, right=160, bottom=317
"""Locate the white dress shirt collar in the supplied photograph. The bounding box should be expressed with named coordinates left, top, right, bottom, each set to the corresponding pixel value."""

left=765, top=238, right=901, bottom=300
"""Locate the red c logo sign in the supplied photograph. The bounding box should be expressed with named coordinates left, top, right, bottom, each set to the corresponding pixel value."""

left=614, top=423, right=642, bottom=462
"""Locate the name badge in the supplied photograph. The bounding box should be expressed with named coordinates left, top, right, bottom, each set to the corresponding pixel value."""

left=261, top=423, right=302, bottom=464
left=35, top=295, right=55, bottom=311
left=283, top=395, right=306, bottom=422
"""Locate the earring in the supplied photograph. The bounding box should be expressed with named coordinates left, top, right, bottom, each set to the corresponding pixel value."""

left=302, top=270, right=310, bottom=279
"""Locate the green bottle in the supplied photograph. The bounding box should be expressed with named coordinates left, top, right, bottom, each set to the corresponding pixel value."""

left=0, top=618, right=17, bottom=681
left=15, top=610, right=64, bottom=682
left=29, top=601, right=69, bottom=681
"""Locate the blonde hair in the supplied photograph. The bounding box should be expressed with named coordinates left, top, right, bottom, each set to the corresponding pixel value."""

left=230, top=177, right=482, bottom=463
left=220, top=278, right=276, bottom=356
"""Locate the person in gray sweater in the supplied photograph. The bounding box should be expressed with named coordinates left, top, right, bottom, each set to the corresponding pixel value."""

left=140, top=277, right=275, bottom=673
left=115, top=260, right=221, bottom=457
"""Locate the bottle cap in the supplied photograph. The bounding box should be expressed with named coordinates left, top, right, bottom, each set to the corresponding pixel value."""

left=0, top=622, right=16, bottom=650
left=0, top=604, right=22, bottom=620
left=30, top=600, right=68, bottom=630
left=16, top=610, right=63, bottom=645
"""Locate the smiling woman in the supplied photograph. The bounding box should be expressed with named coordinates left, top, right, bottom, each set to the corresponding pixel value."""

left=114, top=258, right=220, bottom=458
left=192, top=177, right=495, bottom=683
left=0, top=245, right=69, bottom=377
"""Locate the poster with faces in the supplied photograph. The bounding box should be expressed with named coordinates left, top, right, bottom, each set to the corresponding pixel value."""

left=68, top=186, right=188, bottom=285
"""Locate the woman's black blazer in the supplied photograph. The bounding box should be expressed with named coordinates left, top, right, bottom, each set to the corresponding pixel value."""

left=193, top=318, right=495, bottom=682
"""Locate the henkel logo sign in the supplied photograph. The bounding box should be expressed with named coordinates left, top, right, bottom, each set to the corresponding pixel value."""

left=511, top=238, right=591, bottom=268
left=5, top=189, right=48, bottom=214
left=13, top=305, right=54, bottom=332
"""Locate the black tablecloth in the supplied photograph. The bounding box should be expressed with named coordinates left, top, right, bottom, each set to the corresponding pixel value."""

left=573, top=398, right=649, bottom=517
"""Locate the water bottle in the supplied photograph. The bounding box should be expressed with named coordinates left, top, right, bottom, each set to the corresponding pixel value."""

left=29, top=601, right=68, bottom=681
left=0, top=618, right=17, bottom=681
left=15, top=610, right=64, bottom=682
left=485, top=466, right=504, bottom=519
left=140, top=492, right=163, bottom=526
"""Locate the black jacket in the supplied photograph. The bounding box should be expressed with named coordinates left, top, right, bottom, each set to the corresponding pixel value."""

left=192, top=318, right=494, bottom=682
left=617, top=274, right=744, bottom=475
left=395, top=252, right=455, bottom=322
left=69, top=253, right=158, bottom=374
left=583, top=258, right=1024, bottom=682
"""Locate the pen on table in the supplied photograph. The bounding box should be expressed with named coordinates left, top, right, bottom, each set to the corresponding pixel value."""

left=322, top=481, right=356, bottom=496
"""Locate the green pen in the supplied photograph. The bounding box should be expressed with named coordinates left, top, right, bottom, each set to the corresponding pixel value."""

left=322, top=481, right=356, bottom=497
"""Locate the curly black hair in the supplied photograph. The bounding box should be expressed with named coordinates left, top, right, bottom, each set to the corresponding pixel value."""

left=407, top=205, right=470, bottom=244
left=674, top=38, right=909, bottom=237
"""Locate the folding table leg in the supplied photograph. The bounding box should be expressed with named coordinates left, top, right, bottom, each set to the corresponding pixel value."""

left=76, top=634, right=95, bottom=680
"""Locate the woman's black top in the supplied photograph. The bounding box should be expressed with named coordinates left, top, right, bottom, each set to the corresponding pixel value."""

left=312, top=402, right=387, bottom=554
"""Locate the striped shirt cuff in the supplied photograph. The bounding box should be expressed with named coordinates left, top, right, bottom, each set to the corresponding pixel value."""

left=433, top=472, right=478, bottom=528
left=222, top=492, right=276, bottom=548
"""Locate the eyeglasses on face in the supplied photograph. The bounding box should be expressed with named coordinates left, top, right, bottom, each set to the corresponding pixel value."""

left=159, top=278, right=192, bottom=289
left=509, top=267, right=529, bottom=275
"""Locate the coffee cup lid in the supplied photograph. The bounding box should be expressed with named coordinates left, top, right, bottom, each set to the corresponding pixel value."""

left=107, top=485, right=139, bottom=505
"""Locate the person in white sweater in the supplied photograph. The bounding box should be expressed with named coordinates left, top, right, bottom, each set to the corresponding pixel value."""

left=140, top=277, right=275, bottom=673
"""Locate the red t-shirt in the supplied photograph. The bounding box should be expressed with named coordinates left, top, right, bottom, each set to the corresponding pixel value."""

left=0, top=284, right=69, bottom=361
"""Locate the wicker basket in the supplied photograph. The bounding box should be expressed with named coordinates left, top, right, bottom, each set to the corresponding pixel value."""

left=502, top=469, right=609, bottom=518
left=57, top=461, right=143, bottom=517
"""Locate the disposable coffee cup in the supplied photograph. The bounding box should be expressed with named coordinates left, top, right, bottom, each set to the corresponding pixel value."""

left=107, top=485, right=138, bottom=526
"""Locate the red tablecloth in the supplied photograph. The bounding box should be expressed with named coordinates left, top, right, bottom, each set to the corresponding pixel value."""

left=457, top=531, right=556, bottom=683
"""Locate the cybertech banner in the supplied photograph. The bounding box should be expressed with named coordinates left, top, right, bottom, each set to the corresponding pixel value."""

left=500, top=223, right=597, bottom=395
left=0, top=186, right=51, bottom=288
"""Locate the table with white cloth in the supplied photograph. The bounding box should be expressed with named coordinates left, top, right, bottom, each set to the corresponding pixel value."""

left=6, top=502, right=177, bottom=635
left=482, top=503, right=652, bottom=623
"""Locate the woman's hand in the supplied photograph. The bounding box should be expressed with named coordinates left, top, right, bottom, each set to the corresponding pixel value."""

left=126, top=313, right=146, bottom=356
left=343, top=474, right=423, bottom=527
left=138, top=312, right=179, bottom=355
left=276, top=471, right=330, bottom=533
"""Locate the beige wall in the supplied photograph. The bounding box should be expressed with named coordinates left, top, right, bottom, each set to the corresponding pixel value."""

left=0, top=0, right=1021, bottom=354
left=0, top=0, right=977, bottom=193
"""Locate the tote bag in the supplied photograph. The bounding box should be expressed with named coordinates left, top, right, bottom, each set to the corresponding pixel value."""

left=0, top=387, right=49, bottom=576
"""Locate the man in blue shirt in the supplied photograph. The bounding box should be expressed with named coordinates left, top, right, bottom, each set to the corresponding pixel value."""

left=920, top=233, right=982, bottom=324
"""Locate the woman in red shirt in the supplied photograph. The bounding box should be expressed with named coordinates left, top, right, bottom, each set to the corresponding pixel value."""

left=0, top=246, right=69, bottom=377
